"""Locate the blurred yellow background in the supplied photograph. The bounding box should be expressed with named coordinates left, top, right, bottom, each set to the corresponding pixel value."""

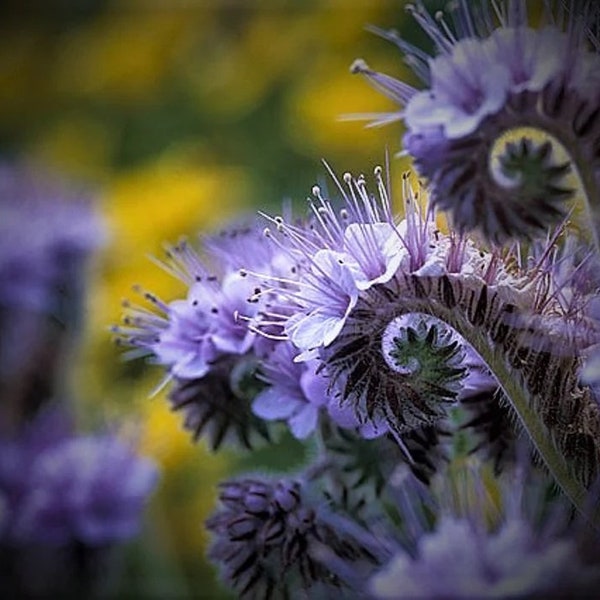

left=0, top=1, right=422, bottom=596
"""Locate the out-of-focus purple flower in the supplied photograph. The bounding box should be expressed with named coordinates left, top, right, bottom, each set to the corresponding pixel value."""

left=0, top=406, right=157, bottom=547
left=0, top=162, right=103, bottom=313
left=0, top=404, right=74, bottom=507
left=10, top=435, right=157, bottom=546
left=0, top=163, right=104, bottom=430
left=369, top=461, right=600, bottom=599
left=371, top=515, right=596, bottom=599
left=352, top=2, right=600, bottom=244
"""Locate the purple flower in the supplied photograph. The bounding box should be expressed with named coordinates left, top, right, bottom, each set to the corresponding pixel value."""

left=253, top=342, right=327, bottom=439
left=405, top=37, right=511, bottom=138
left=284, top=248, right=359, bottom=359
left=11, top=435, right=157, bottom=546
left=192, top=271, right=258, bottom=355
left=0, top=162, right=103, bottom=313
left=206, top=475, right=384, bottom=598
left=342, top=222, right=404, bottom=290
left=352, top=1, right=600, bottom=243
left=152, top=299, right=217, bottom=379
left=371, top=516, right=596, bottom=599
left=115, top=224, right=288, bottom=378
left=369, top=461, right=600, bottom=599
left=253, top=340, right=383, bottom=439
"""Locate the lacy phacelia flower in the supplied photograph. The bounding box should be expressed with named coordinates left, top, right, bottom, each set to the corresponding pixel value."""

left=248, top=172, right=504, bottom=424
left=352, top=1, right=600, bottom=245
left=116, top=239, right=262, bottom=378
left=114, top=226, right=293, bottom=449
left=206, top=476, right=383, bottom=598
left=247, top=168, right=600, bottom=514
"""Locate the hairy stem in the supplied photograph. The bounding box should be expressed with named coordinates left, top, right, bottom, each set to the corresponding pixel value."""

left=372, top=274, right=600, bottom=525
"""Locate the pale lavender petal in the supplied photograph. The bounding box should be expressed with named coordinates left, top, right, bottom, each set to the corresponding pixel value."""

left=289, top=405, right=319, bottom=439
left=252, top=387, right=303, bottom=420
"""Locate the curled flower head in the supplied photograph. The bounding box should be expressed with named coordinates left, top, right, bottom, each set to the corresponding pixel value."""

left=352, top=1, right=600, bottom=245
left=247, top=167, right=600, bottom=521
left=250, top=170, right=518, bottom=431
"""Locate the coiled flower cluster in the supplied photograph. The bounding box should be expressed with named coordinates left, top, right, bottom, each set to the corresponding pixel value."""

left=352, top=0, right=600, bottom=247
left=113, top=2, right=600, bottom=597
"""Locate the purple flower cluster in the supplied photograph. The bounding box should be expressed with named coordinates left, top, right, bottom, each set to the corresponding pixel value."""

left=245, top=169, right=598, bottom=452
left=114, top=228, right=287, bottom=447
left=0, top=162, right=103, bottom=314
left=111, top=3, right=600, bottom=598
left=0, top=161, right=157, bottom=596
left=368, top=462, right=600, bottom=599
left=0, top=406, right=157, bottom=547
left=352, top=1, right=600, bottom=244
